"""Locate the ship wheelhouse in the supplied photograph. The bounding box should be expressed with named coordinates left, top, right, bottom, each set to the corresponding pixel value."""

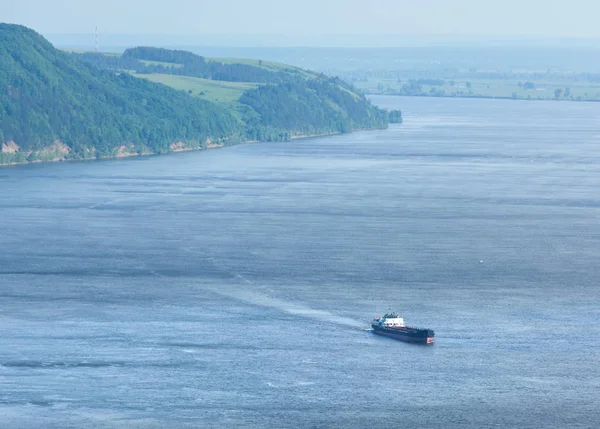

left=381, top=313, right=405, bottom=328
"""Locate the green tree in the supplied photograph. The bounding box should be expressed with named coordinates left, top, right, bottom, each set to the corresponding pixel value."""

left=388, top=110, right=402, bottom=124
left=554, top=88, right=563, bottom=99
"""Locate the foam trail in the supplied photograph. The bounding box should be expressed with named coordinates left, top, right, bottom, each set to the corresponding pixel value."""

left=210, top=287, right=365, bottom=329
left=149, top=262, right=366, bottom=329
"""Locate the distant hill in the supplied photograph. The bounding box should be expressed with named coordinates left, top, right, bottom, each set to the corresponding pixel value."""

left=1, top=24, right=398, bottom=166
left=74, top=46, right=315, bottom=84
left=74, top=47, right=397, bottom=142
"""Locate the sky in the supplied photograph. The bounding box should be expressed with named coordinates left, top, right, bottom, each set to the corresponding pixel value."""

left=3, top=0, right=600, bottom=45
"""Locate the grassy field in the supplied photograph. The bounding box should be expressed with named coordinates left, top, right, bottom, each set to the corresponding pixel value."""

left=140, top=59, right=183, bottom=68
left=207, top=57, right=314, bottom=77
left=64, top=49, right=121, bottom=56
left=208, top=57, right=288, bottom=69
left=132, top=73, right=259, bottom=104
left=354, top=77, right=600, bottom=101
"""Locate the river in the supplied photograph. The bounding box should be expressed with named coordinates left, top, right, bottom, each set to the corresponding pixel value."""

left=1, top=96, right=599, bottom=428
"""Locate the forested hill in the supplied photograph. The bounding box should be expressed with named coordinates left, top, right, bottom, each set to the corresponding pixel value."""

left=73, top=46, right=398, bottom=141
left=1, top=24, right=398, bottom=166
left=77, top=46, right=305, bottom=83
left=0, top=24, right=241, bottom=164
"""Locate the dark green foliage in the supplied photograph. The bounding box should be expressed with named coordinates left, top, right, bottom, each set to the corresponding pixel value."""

left=554, top=88, right=563, bottom=99
left=240, top=78, right=388, bottom=140
left=123, top=47, right=205, bottom=66
left=75, top=47, right=299, bottom=83
left=388, top=110, right=403, bottom=124
left=398, top=81, right=424, bottom=96
left=75, top=52, right=142, bottom=71
left=0, top=24, right=241, bottom=161
left=70, top=46, right=392, bottom=143
left=1, top=24, right=393, bottom=165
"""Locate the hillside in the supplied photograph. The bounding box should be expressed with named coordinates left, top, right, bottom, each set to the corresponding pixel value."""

left=75, top=47, right=396, bottom=141
left=0, top=24, right=242, bottom=164
left=1, top=24, right=397, bottom=165
left=74, top=46, right=314, bottom=84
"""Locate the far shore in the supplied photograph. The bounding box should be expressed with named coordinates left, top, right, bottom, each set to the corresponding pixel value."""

left=367, top=92, right=600, bottom=103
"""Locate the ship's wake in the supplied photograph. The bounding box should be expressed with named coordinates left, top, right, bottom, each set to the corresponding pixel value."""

left=149, top=262, right=366, bottom=329
left=208, top=286, right=365, bottom=329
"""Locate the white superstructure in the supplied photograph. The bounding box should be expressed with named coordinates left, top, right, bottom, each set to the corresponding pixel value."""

left=374, top=312, right=405, bottom=327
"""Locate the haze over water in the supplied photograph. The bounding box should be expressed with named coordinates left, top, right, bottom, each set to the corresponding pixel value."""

left=1, top=96, right=599, bottom=428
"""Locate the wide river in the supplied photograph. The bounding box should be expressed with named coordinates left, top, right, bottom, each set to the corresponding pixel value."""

left=1, top=96, right=599, bottom=428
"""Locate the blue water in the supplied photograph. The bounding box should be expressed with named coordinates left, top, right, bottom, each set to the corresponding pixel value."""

left=1, top=96, right=599, bottom=428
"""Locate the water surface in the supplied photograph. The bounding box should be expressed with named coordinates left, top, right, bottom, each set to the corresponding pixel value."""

left=1, top=96, right=599, bottom=428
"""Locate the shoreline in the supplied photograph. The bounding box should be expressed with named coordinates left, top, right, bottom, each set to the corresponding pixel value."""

left=0, top=131, right=349, bottom=168
left=367, top=93, right=600, bottom=103
left=291, top=132, right=341, bottom=140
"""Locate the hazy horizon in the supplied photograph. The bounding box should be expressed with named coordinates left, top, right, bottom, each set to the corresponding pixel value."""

left=41, top=32, right=600, bottom=49
left=4, top=0, right=600, bottom=47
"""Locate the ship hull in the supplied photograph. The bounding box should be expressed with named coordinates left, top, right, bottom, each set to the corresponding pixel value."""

left=372, top=325, right=434, bottom=345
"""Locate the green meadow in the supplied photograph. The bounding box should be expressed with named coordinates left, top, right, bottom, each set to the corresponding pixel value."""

left=354, top=77, right=600, bottom=101
left=140, top=59, right=183, bottom=68
left=132, top=73, right=259, bottom=104
left=207, top=57, right=316, bottom=78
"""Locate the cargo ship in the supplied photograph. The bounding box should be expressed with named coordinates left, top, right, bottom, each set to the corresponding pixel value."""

left=372, top=312, right=435, bottom=344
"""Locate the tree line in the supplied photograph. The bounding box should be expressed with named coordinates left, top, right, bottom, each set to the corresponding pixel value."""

left=239, top=78, right=390, bottom=140
left=72, top=47, right=303, bottom=84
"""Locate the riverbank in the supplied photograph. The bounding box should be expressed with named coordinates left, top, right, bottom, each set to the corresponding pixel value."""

left=365, top=92, right=600, bottom=103
left=0, top=130, right=352, bottom=168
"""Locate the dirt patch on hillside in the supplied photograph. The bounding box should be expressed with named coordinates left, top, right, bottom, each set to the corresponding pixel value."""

left=43, top=140, right=71, bottom=156
left=170, top=141, right=189, bottom=152
left=116, top=145, right=139, bottom=158
left=1, top=141, right=20, bottom=153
